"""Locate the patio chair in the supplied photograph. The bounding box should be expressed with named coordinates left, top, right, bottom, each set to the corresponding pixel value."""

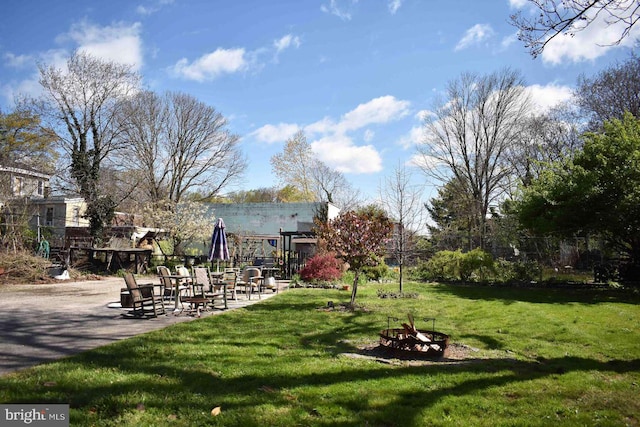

left=157, top=265, right=189, bottom=302
left=122, top=272, right=166, bottom=318
left=237, top=266, right=264, bottom=300
left=221, top=268, right=239, bottom=301
left=191, top=266, right=227, bottom=310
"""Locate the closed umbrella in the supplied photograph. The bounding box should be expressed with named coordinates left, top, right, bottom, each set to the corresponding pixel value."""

left=208, top=218, right=230, bottom=272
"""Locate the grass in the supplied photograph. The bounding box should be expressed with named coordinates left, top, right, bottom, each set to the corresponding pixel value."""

left=1, top=281, right=639, bottom=426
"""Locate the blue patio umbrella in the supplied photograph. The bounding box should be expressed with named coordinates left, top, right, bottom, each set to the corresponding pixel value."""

left=208, top=218, right=230, bottom=271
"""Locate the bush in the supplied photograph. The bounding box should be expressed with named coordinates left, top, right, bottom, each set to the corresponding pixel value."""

left=422, top=250, right=463, bottom=281
left=416, top=249, right=494, bottom=282
left=493, top=259, right=543, bottom=283
left=459, top=248, right=494, bottom=281
left=300, top=253, right=343, bottom=284
left=362, top=257, right=389, bottom=281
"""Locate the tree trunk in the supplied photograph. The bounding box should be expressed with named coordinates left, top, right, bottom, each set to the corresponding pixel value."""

left=350, top=270, right=359, bottom=306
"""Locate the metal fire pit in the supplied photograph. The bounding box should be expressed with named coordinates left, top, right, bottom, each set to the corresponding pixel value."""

left=379, top=316, right=449, bottom=359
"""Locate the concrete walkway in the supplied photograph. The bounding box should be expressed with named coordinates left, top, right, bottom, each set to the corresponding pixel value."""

left=0, top=276, right=285, bottom=377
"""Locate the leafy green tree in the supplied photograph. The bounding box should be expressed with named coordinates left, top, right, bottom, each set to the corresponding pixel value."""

left=517, top=112, right=640, bottom=270
left=316, top=209, right=392, bottom=306
left=426, top=178, right=474, bottom=251
left=0, top=107, right=57, bottom=171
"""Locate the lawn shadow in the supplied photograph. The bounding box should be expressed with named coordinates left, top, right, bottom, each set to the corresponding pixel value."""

left=4, top=335, right=636, bottom=426
left=426, top=282, right=640, bottom=305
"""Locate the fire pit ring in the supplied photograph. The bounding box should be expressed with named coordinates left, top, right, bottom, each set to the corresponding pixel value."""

left=379, top=316, right=449, bottom=359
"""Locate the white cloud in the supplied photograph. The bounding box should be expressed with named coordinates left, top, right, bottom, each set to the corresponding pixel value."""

left=508, top=0, right=528, bottom=8
left=250, top=123, right=300, bottom=144
left=338, top=95, right=410, bottom=133
left=408, top=152, right=443, bottom=170
left=311, top=135, right=383, bottom=174
left=171, top=48, right=247, bottom=81
left=252, top=95, right=409, bottom=174
left=304, top=117, right=337, bottom=136
left=274, top=34, right=301, bottom=53
left=541, top=14, right=640, bottom=64
left=396, top=126, right=423, bottom=150
left=65, top=20, right=144, bottom=71
left=3, top=53, right=33, bottom=68
left=500, top=32, right=519, bottom=50
left=1, top=77, right=42, bottom=107
left=137, top=0, right=174, bottom=15
left=320, top=0, right=356, bottom=21
left=526, top=83, right=574, bottom=111
left=455, top=23, right=495, bottom=51
left=388, top=0, right=403, bottom=14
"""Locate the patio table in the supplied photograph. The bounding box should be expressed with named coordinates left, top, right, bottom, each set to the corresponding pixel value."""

left=163, top=274, right=194, bottom=313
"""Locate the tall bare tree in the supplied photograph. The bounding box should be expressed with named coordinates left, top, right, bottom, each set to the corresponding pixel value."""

left=308, top=159, right=362, bottom=210
left=115, top=91, right=246, bottom=205
left=416, top=68, right=531, bottom=250
left=575, top=54, right=640, bottom=130
left=510, top=0, right=640, bottom=58
left=37, top=51, right=140, bottom=242
left=505, top=106, right=582, bottom=190
left=378, top=162, right=425, bottom=292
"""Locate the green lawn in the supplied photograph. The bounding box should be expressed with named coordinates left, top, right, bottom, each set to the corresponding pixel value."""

left=1, top=282, right=639, bottom=426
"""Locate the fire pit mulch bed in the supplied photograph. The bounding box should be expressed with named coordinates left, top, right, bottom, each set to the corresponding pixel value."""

left=340, top=342, right=483, bottom=366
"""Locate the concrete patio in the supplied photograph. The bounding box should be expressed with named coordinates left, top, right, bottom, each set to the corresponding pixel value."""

left=0, top=276, right=286, bottom=377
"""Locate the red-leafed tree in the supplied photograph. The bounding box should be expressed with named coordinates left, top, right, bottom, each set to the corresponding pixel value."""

left=299, top=252, right=343, bottom=284
left=316, top=207, right=393, bottom=306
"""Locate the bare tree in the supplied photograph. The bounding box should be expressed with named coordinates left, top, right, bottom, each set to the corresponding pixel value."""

left=416, top=68, right=531, bottom=250
left=37, top=51, right=140, bottom=242
left=505, top=106, right=582, bottom=191
left=378, top=162, right=425, bottom=292
left=113, top=90, right=168, bottom=205
left=511, top=0, right=640, bottom=58
left=575, top=54, right=640, bottom=130
left=308, top=160, right=362, bottom=210
left=115, top=91, right=246, bottom=205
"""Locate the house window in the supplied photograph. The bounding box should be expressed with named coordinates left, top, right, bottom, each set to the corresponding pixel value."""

left=37, top=180, right=44, bottom=196
left=45, top=207, right=54, bottom=227
left=13, top=176, right=23, bottom=196
left=72, top=207, right=80, bottom=226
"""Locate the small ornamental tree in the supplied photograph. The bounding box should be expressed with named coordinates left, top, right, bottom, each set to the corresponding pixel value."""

left=316, top=209, right=393, bottom=306
left=299, top=252, right=342, bottom=284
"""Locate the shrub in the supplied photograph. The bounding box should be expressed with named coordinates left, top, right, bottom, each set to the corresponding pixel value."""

left=418, top=249, right=494, bottom=282
left=423, top=250, right=463, bottom=281
left=300, top=253, right=343, bottom=284
left=494, top=259, right=543, bottom=283
left=362, top=257, right=389, bottom=281
left=459, top=248, right=494, bottom=281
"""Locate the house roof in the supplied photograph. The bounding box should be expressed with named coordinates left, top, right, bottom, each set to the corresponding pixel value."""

left=0, top=163, right=52, bottom=180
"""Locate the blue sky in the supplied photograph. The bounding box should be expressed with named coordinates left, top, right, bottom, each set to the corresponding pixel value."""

left=1, top=0, right=639, bottom=205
